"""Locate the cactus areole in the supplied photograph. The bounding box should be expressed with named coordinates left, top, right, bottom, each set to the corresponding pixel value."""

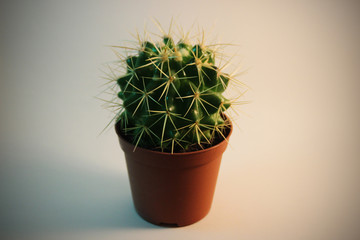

left=115, top=32, right=233, bottom=154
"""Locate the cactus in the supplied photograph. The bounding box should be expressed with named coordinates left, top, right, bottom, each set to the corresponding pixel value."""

left=111, top=26, right=238, bottom=153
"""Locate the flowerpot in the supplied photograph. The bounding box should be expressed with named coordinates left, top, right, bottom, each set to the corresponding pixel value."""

left=115, top=120, right=232, bottom=227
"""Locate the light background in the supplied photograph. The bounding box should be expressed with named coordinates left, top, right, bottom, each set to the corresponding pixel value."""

left=1, top=0, right=360, bottom=239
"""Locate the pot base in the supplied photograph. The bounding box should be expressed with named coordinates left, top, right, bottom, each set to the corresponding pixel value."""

left=134, top=200, right=211, bottom=227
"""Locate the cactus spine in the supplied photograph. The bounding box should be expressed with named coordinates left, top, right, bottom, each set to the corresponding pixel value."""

left=114, top=28, right=234, bottom=153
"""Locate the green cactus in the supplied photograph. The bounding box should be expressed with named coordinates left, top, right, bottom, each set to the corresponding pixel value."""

left=112, top=28, right=236, bottom=153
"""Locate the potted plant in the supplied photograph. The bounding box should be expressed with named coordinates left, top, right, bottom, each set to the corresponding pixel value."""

left=104, top=22, right=245, bottom=227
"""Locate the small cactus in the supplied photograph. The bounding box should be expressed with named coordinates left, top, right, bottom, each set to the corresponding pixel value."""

left=107, top=23, right=242, bottom=153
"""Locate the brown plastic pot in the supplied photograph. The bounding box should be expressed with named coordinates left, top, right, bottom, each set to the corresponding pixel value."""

left=115, top=121, right=232, bottom=227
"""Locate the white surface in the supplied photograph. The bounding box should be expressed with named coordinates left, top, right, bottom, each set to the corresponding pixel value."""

left=1, top=1, right=360, bottom=240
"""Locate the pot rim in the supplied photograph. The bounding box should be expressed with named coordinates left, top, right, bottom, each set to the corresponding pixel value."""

left=115, top=115, right=233, bottom=156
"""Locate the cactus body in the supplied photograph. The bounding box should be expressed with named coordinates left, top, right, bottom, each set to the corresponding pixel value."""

left=115, top=34, right=232, bottom=153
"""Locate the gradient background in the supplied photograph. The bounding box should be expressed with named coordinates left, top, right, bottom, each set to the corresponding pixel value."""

left=1, top=0, right=360, bottom=239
